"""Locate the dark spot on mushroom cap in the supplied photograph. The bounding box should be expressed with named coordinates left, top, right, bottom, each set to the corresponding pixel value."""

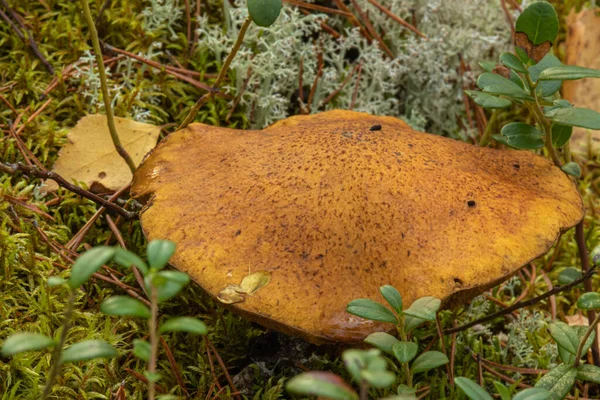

left=98, top=171, right=106, bottom=179
left=467, top=200, right=476, bottom=208
left=370, top=125, right=382, bottom=131
left=513, top=163, right=520, bottom=170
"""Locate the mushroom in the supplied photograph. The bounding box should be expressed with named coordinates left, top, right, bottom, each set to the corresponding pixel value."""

left=132, top=110, right=583, bottom=343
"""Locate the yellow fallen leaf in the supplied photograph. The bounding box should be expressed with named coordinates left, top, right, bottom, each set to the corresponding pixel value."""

left=44, top=115, right=160, bottom=192
left=239, top=271, right=271, bottom=295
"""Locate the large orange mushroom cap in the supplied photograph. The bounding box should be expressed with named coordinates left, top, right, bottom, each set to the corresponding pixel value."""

left=132, top=110, right=584, bottom=343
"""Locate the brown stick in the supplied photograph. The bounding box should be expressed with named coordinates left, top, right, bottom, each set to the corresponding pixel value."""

left=445, top=265, right=598, bottom=334
left=350, top=0, right=393, bottom=58
left=1, top=163, right=136, bottom=220
left=306, top=44, right=324, bottom=113
left=284, top=0, right=352, bottom=17
left=364, top=0, right=427, bottom=39
left=320, top=63, right=360, bottom=108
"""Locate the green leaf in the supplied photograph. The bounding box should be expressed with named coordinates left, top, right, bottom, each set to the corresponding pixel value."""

left=561, top=162, right=581, bottom=178
left=410, top=351, right=449, bottom=374
left=493, top=122, right=544, bottom=150
left=347, top=299, right=397, bottom=324
left=534, top=364, right=576, bottom=399
left=512, top=388, right=552, bottom=400
left=286, top=371, right=358, bottom=400
left=545, top=107, right=600, bottom=130
left=147, top=240, right=176, bottom=270
left=47, top=276, right=66, bottom=287
left=576, top=364, right=600, bottom=384
left=364, top=332, right=399, bottom=355
left=500, top=52, right=527, bottom=73
left=60, top=340, right=117, bottom=363
left=380, top=285, right=402, bottom=313
left=529, top=54, right=562, bottom=97
left=159, top=317, right=207, bottom=335
left=342, top=349, right=380, bottom=382
left=360, top=370, right=395, bottom=388
left=403, top=297, right=440, bottom=322
left=157, top=270, right=190, bottom=285
left=392, top=341, right=418, bottom=364
left=403, top=297, right=441, bottom=332
left=558, top=268, right=582, bottom=287
left=113, top=247, right=149, bottom=275
left=549, top=322, right=579, bottom=357
left=551, top=124, right=572, bottom=148
left=146, top=272, right=188, bottom=303
left=493, top=381, right=511, bottom=400
left=1, top=332, right=55, bottom=357
left=100, top=296, right=151, bottom=319
left=465, top=91, right=512, bottom=109
left=68, top=246, right=115, bottom=288
left=515, top=1, right=559, bottom=45
left=247, top=0, right=282, bottom=27
left=479, top=61, right=496, bottom=73
left=476, top=73, right=533, bottom=100
left=133, top=339, right=151, bottom=361
left=454, top=377, right=493, bottom=400
left=539, top=65, right=600, bottom=81
left=578, top=292, right=600, bottom=310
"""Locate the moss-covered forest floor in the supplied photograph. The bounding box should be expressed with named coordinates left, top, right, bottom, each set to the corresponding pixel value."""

left=1, top=0, right=600, bottom=399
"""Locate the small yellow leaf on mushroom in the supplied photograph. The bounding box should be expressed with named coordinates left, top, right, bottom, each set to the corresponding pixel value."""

left=217, top=285, right=245, bottom=304
left=239, top=271, right=271, bottom=295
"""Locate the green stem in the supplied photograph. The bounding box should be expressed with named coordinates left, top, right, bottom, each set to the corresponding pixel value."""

left=359, top=380, right=369, bottom=400
left=79, top=0, right=136, bottom=174
left=41, top=290, right=76, bottom=400
left=147, top=285, right=159, bottom=400
left=178, top=16, right=252, bottom=130
left=479, top=109, right=498, bottom=147
left=574, top=311, right=600, bottom=368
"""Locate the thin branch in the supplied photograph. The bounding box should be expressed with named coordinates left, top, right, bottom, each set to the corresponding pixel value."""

left=79, top=0, right=137, bottom=174
left=364, top=0, right=427, bottom=39
left=1, top=163, right=136, bottom=220
left=445, top=265, right=598, bottom=334
left=178, top=16, right=252, bottom=130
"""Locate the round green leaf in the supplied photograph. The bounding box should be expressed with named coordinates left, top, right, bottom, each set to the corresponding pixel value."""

left=477, top=73, right=533, bottom=101
left=133, top=339, right=151, bottom=361
left=515, top=1, right=559, bottom=45
left=147, top=240, right=176, bottom=270
left=100, top=296, right=151, bottom=319
left=558, top=268, right=582, bottom=287
left=410, top=351, right=449, bottom=374
left=60, top=339, right=117, bottom=363
left=548, top=322, right=579, bottom=355
left=380, top=285, right=402, bottom=313
left=529, top=53, right=562, bottom=97
left=494, top=122, right=544, bottom=150
left=247, top=0, right=282, bottom=27
left=551, top=124, right=572, bottom=148
left=360, top=370, right=395, bottom=389
left=157, top=270, right=190, bottom=285
left=500, top=52, right=527, bottom=73
left=392, top=341, right=418, bottom=364
left=68, top=246, right=115, bottom=288
left=512, top=387, right=552, bottom=400
left=561, top=162, right=581, bottom=178
left=577, top=292, right=600, bottom=310
left=113, top=247, right=149, bottom=275
left=1, top=332, right=55, bottom=357
left=286, top=371, right=358, bottom=400
left=159, top=317, right=208, bottom=335
left=364, top=332, right=399, bottom=355
left=454, top=377, right=494, bottom=400
left=465, top=91, right=512, bottom=109
left=347, top=299, right=397, bottom=324
left=403, top=297, right=440, bottom=321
